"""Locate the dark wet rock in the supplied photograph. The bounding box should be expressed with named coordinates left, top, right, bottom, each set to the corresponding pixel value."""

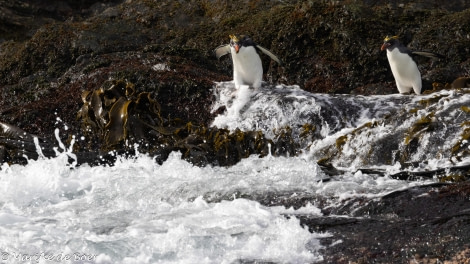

left=300, top=182, right=470, bottom=264
left=211, top=182, right=470, bottom=263
left=240, top=181, right=470, bottom=263
left=0, top=0, right=123, bottom=44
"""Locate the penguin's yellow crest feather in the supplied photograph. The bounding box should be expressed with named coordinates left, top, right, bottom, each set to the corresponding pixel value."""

left=384, top=35, right=399, bottom=42
left=229, top=34, right=239, bottom=42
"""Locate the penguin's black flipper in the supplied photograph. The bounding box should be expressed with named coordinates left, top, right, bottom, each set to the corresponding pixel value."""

left=412, top=51, right=444, bottom=60
left=214, top=44, right=231, bottom=59
left=255, top=45, right=282, bottom=65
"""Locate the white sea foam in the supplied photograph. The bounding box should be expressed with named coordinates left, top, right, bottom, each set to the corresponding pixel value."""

left=0, top=148, right=434, bottom=264
left=0, top=152, right=326, bottom=264
left=4, top=83, right=467, bottom=263
left=211, top=82, right=323, bottom=137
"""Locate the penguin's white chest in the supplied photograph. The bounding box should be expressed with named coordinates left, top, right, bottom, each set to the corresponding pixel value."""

left=231, top=46, right=263, bottom=88
left=387, top=48, right=422, bottom=94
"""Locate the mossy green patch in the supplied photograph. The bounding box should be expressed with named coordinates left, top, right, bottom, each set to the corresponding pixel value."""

left=404, top=112, right=435, bottom=145
left=299, top=123, right=316, bottom=138
left=438, top=173, right=468, bottom=183
left=335, top=135, right=348, bottom=151
left=461, top=106, right=470, bottom=113
left=418, top=94, right=449, bottom=108
left=451, top=122, right=470, bottom=161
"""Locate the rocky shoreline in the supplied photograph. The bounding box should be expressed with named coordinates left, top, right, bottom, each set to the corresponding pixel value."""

left=1, top=1, right=470, bottom=263
left=1, top=0, right=469, bottom=144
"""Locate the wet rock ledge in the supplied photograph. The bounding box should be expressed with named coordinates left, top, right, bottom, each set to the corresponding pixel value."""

left=317, top=182, right=470, bottom=263
left=256, top=181, right=470, bottom=264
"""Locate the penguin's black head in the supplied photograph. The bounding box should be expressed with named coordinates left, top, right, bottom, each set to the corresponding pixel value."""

left=229, top=35, right=256, bottom=53
left=381, top=36, right=400, bottom=51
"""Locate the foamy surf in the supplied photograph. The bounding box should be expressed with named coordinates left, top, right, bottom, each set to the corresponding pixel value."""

left=0, top=151, right=331, bottom=264
left=0, top=144, right=438, bottom=264
left=4, top=81, right=467, bottom=264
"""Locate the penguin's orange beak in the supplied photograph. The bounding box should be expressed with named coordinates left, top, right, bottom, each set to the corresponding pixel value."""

left=234, top=44, right=240, bottom=53
left=381, top=43, right=389, bottom=51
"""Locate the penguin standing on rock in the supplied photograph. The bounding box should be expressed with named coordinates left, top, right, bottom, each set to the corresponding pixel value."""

left=215, top=35, right=281, bottom=89
left=381, top=35, right=442, bottom=95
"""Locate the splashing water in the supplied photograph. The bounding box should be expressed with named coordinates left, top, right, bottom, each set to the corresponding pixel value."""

left=1, top=82, right=449, bottom=264
left=0, top=150, right=431, bottom=264
left=0, top=150, right=335, bottom=264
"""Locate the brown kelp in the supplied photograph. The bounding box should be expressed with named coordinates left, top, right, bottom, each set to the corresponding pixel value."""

left=77, top=80, right=298, bottom=166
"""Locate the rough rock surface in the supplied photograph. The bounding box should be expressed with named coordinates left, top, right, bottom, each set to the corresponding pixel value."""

left=1, top=0, right=469, bottom=144
left=258, top=182, right=470, bottom=264
left=1, top=1, right=470, bottom=263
